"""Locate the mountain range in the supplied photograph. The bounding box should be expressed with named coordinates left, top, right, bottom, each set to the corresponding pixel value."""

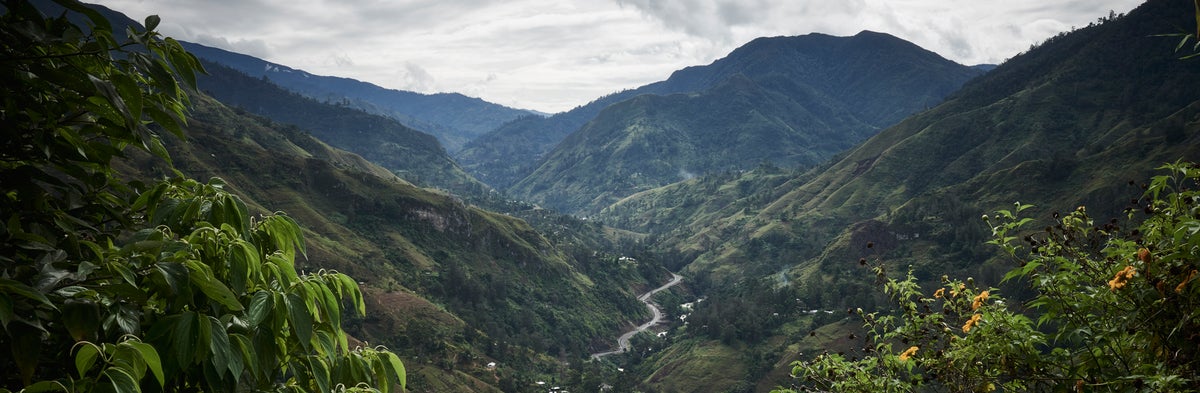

left=127, top=91, right=665, bottom=392
left=595, top=1, right=1200, bottom=390
left=38, top=0, right=1200, bottom=391
left=492, top=31, right=985, bottom=214
left=191, top=59, right=491, bottom=196
left=179, top=42, right=534, bottom=153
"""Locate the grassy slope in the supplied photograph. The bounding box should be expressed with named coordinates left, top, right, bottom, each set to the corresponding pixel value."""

left=194, top=60, right=492, bottom=197
left=463, top=31, right=981, bottom=196
left=605, top=1, right=1200, bottom=390
left=122, top=93, right=663, bottom=391
left=508, top=75, right=875, bottom=215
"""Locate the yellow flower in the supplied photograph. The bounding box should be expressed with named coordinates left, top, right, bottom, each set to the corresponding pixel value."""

left=950, top=283, right=965, bottom=298
left=962, top=314, right=982, bottom=333
left=1109, top=265, right=1136, bottom=290
left=1176, top=269, right=1198, bottom=293
left=898, top=346, right=919, bottom=361
left=971, top=290, right=990, bottom=310
left=933, top=288, right=945, bottom=299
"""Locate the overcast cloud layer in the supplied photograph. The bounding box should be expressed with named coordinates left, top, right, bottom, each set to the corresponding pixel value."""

left=94, top=0, right=1143, bottom=113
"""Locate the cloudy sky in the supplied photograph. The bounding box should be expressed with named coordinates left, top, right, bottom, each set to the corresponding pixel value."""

left=94, top=0, right=1143, bottom=113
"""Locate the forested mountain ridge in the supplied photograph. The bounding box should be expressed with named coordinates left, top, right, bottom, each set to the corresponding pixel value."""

left=22, top=2, right=670, bottom=390
left=508, top=74, right=876, bottom=215
left=724, top=0, right=1200, bottom=293
left=126, top=92, right=667, bottom=391
left=180, top=42, right=533, bottom=152
left=600, top=1, right=1200, bottom=390
left=458, top=31, right=982, bottom=192
left=18, top=0, right=1197, bottom=392
left=504, top=31, right=982, bottom=214
left=193, top=60, right=492, bottom=197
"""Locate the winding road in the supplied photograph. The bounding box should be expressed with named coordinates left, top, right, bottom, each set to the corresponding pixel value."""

left=591, top=273, right=683, bottom=360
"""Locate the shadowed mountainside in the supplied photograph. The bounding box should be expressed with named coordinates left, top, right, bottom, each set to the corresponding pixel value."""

left=503, top=31, right=982, bottom=214
left=181, top=42, right=533, bottom=152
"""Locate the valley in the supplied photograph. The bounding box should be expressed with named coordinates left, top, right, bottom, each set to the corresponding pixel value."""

left=5, top=0, right=1199, bottom=392
left=591, top=273, right=683, bottom=360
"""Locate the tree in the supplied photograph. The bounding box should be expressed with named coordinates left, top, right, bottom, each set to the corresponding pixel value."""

left=773, top=162, right=1200, bottom=392
left=0, top=0, right=404, bottom=391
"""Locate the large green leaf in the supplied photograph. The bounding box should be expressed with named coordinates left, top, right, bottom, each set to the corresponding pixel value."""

left=168, top=312, right=197, bottom=368
left=227, top=240, right=259, bottom=293
left=384, top=351, right=407, bottom=391
left=109, top=73, right=142, bottom=126
left=10, top=320, right=43, bottom=385
left=0, top=278, right=55, bottom=309
left=285, top=293, right=313, bottom=351
left=74, top=342, right=101, bottom=378
left=0, top=293, right=14, bottom=328
left=308, top=356, right=331, bottom=393
left=126, top=341, right=165, bottom=387
left=185, top=260, right=244, bottom=311
left=206, top=316, right=234, bottom=379
left=20, top=380, right=68, bottom=392
left=103, top=367, right=140, bottom=393
left=111, top=342, right=149, bottom=382
left=246, top=290, right=272, bottom=327
left=229, top=333, right=255, bottom=383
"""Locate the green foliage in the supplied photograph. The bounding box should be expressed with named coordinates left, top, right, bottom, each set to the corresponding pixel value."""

left=774, top=162, right=1200, bottom=392
left=1153, top=0, right=1200, bottom=59
left=0, top=1, right=402, bottom=391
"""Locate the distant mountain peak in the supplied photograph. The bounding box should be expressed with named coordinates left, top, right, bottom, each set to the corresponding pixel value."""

left=180, top=41, right=533, bottom=152
left=501, top=30, right=985, bottom=214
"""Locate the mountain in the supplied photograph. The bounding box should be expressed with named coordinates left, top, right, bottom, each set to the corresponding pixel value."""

left=503, top=31, right=982, bottom=214
left=691, top=0, right=1200, bottom=290
left=179, top=42, right=533, bottom=152
left=454, top=91, right=641, bottom=190
left=192, top=60, right=493, bottom=196
left=599, top=1, right=1200, bottom=390
left=509, top=75, right=875, bottom=214
left=459, top=32, right=982, bottom=192
left=65, top=2, right=669, bottom=390
left=122, top=91, right=667, bottom=391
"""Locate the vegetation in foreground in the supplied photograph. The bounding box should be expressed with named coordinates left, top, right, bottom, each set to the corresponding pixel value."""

left=0, top=1, right=403, bottom=391
left=774, top=162, right=1200, bottom=392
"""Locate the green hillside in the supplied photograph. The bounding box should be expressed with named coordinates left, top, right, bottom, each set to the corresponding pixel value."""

left=460, top=31, right=982, bottom=195
left=598, top=1, right=1200, bottom=390
left=508, top=76, right=874, bottom=215
left=193, top=60, right=493, bottom=197
left=124, top=92, right=667, bottom=391
left=506, top=32, right=982, bottom=215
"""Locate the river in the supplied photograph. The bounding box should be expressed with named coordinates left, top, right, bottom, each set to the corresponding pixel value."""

left=590, top=272, right=683, bottom=360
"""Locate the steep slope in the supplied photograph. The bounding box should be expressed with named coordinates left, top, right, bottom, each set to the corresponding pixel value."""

left=194, top=60, right=491, bottom=196
left=122, top=91, right=665, bottom=391
left=458, top=31, right=982, bottom=191
left=180, top=42, right=532, bottom=152
left=604, top=2, right=1199, bottom=389
left=757, top=0, right=1200, bottom=297
left=510, top=75, right=875, bottom=214
left=455, top=90, right=640, bottom=189
left=627, top=0, right=1200, bottom=290
left=506, top=32, right=980, bottom=215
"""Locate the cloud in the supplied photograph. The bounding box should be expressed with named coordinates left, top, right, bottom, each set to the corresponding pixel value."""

left=192, top=34, right=273, bottom=59
left=395, top=62, right=437, bottom=93
left=94, top=0, right=1145, bottom=113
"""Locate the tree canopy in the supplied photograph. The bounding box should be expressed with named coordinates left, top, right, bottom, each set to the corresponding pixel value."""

left=0, top=0, right=403, bottom=391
